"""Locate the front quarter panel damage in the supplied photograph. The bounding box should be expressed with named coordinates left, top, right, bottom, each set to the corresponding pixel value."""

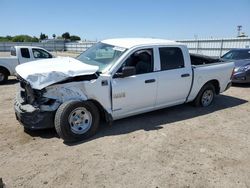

left=43, top=82, right=88, bottom=103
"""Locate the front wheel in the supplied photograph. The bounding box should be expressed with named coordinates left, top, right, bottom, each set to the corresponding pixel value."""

left=194, top=83, right=215, bottom=107
left=55, top=100, right=100, bottom=142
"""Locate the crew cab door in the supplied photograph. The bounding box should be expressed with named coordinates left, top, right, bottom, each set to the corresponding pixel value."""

left=111, top=48, right=157, bottom=119
left=155, top=46, right=192, bottom=107
left=18, top=48, right=33, bottom=64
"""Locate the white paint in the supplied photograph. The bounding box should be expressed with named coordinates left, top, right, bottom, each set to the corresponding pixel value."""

left=16, top=57, right=98, bottom=90
left=102, top=38, right=178, bottom=49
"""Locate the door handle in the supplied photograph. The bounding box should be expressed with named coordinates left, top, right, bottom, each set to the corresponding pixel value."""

left=181, top=73, right=190, bottom=78
left=145, top=79, right=156, bottom=83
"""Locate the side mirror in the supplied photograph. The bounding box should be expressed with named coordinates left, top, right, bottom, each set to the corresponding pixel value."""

left=115, top=66, right=136, bottom=78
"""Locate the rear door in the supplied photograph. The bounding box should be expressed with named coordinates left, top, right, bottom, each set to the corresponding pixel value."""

left=155, top=46, right=192, bottom=107
left=111, top=48, right=158, bottom=118
left=19, top=48, right=32, bottom=64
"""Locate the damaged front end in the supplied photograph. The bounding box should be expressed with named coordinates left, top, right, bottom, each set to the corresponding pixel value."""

left=14, top=76, right=60, bottom=130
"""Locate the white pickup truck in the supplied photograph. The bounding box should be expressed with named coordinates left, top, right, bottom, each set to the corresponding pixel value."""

left=0, top=46, right=53, bottom=84
left=14, top=38, right=234, bottom=142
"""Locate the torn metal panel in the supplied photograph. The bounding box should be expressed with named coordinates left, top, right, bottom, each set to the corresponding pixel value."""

left=44, top=82, right=89, bottom=103
left=15, top=57, right=99, bottom=90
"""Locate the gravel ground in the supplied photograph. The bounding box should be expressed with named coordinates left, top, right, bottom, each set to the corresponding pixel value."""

left=0, top=52, right=250, bottom=187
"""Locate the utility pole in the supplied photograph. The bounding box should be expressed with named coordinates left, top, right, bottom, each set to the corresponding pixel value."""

left=237, top=25, right=242, bottom=37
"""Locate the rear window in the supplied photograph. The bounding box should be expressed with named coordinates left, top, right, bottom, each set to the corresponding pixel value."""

left=21, top=48, right=30, bottom=58
left=10, top=47, right=16, bottom=56
left=159, top=47, right=185, bottom=70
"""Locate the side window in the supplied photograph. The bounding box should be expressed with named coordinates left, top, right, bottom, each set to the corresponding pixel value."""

left=118, top=49, right=154, bottom=75
left=10, top=47, right=16, bottom=56
left=159, top=47, right=184, bottom=70
left=21, top=48, right=30, bottom=58
left=32, top=49, right=52, bottom=58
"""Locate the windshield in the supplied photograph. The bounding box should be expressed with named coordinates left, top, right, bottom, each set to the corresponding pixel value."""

left=77, top=42, right=127, bottom=73
left=222, top=49, right=250, bottom=60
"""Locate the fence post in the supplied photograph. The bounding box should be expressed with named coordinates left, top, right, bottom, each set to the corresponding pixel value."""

left=3, top=42, right=6, bottom=52
left=196, top=40, right=200, bottom=53
left=219, top=39, right=224, bottom=57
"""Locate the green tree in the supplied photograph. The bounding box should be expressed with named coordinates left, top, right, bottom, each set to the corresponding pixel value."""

left=52, top=34, right=56, bottom=39
left=31, top=36, right=39, bottom=42
left=70, top=35, right=81, bottom=41
left=0, top=36, right=10, bottom=42
left=6, top=35, right=13, bottom=41
left=12, top=35, right=38, bottom=42
left=62, top=32, right=70, bottom=40
left=40, top=33, right=48, bottom=40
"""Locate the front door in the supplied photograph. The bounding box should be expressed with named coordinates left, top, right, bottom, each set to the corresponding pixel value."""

left=111, top=49, right=157, bottom=119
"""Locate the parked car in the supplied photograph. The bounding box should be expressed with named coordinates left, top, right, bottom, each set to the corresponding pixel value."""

left=14, top=38, right=234, bottom=142
left=221, top=48, right=250, bottom=83
left=0, top=46, right=54, bottom=84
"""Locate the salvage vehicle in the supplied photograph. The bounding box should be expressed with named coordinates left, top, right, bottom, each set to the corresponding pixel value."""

left=14, top=38, right=234, bottom=142
left=221, top=48, right=250, bottom=83
left=0, top=46, right=53, bottom=84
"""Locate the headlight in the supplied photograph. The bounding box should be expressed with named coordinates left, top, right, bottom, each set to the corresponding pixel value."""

left=237, top=64, right=250, bottom=72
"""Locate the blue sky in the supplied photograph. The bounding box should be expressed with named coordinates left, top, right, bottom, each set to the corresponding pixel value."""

left=0, top=0, right=249, bottom=40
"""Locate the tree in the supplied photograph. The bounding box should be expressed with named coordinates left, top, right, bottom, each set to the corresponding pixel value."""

left=70, top=35, right=81, bottom=41
left=31, top=36, right=39, bottom=42
left=40, top=33, right=48, bottom=40
left=62, top=32, right=70, bottom=40
left=52, top=34, right=56, bottom=39
left=12, top=35, right=37, bottom=42
left=6, top=35, right=13, bottom=41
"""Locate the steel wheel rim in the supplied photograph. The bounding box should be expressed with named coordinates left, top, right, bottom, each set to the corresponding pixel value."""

left=68, top=107, right=92, bottom=134
left=201, top=90, right=214, bottom=107
left=0, top=73, right=4, bottom=82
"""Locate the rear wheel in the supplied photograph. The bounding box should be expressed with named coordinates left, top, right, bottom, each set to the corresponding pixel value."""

left=194, top=83, right=215, bottom=107
left=0, top=69, right=8, bottom=84
left=55, top=100, right=100, bottom=142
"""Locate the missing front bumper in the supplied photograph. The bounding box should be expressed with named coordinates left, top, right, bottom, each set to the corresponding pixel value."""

left=14, top=96, right=55, bottom=130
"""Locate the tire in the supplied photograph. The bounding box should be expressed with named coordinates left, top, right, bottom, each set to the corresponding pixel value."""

left=55, top=100, right=100, bottom=142
left=0, top=68, right=8, bottom=84
left=194, top=83, right=215, bottom=107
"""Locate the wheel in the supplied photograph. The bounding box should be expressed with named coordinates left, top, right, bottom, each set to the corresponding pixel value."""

left=0, top=69, right=8, bottom=84
left=55, top=100, right=100, bottom=142
left=194, top=83, right=215, bottom=107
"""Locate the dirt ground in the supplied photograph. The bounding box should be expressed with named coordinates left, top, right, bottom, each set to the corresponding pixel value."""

left=0, top=52, right=250, bottom=187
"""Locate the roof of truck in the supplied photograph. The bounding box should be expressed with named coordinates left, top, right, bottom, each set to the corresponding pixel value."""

left=102, top=38, right=180, bottom=49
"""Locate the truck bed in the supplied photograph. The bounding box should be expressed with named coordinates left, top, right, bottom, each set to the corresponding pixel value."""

left=187, top=60, right=234, bottom=102
left=190, top=53, right=224, bottom=66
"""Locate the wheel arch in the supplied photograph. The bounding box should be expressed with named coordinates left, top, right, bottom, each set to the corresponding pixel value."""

left=87, top=99, right=113, bottom=123
left=204, top=79, right=220, bottom=95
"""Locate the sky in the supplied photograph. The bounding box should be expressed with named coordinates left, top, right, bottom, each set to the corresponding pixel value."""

left=0, top=0, right=249, bottom=41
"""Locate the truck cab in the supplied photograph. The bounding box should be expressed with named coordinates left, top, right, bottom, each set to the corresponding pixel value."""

left=10, top=46, right=53, bottom=64
left=0, top=46, right=53, bottom=84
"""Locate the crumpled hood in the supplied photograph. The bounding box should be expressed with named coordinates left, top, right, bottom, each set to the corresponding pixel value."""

left=16, top=57, right=99, bottom=90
